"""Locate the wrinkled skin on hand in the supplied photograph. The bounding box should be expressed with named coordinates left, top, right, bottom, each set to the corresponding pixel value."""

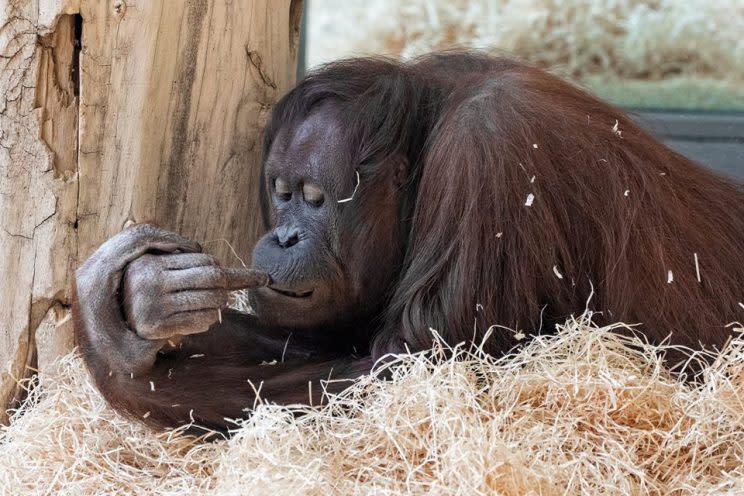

left=74, top=224, right=268, bottom=376
left=123, top=250, right=268, bottom=341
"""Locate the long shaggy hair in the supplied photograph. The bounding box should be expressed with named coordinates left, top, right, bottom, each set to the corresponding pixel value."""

left=72, top=51, right=744, bottom=435
left=263, top=51, right=744, bottom=362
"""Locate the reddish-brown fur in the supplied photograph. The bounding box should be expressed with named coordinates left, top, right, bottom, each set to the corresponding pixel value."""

left=73, top=51, right=744, bottom=434
left=375, top=53, right=744, bottom=361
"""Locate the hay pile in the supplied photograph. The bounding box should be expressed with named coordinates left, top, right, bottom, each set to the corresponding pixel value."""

left=308, top=0, right=744, bottom=81
left=308, top=0, right=744, bottom=110
left=2, top=314, right=744, bottom=495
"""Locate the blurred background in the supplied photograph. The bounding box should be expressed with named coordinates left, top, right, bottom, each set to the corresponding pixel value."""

left=301, top=0, right=744, bottom=177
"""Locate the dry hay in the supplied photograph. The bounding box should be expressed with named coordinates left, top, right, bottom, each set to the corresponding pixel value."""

left=2, top=313, right=744, bottom=495
left=307, top=0, right=744, bottom=81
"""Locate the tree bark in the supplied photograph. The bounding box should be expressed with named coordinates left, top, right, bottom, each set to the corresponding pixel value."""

left=0, top=0, right=302, bottom=423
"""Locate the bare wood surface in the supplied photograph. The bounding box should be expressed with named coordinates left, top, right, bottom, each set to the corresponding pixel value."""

left=0, top=0, right=301, bottom=421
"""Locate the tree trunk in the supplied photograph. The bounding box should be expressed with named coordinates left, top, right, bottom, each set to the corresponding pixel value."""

left=0, top=0, right=302, bottom=423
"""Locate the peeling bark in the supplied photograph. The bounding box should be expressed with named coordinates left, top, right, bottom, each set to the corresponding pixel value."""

left=36, top=13, right=79, bottom=178
left=0, top=0, right=79, bottom=423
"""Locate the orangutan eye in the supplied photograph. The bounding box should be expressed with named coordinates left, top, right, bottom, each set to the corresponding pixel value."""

left=274, top=178, right=291, bottom=201
left=302, top=182, right=324, bottom=206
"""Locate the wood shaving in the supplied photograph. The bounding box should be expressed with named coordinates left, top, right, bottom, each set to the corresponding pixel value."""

left=553, top=265, right=564, bottom=279
left=337, top=170, right=361, bottom=204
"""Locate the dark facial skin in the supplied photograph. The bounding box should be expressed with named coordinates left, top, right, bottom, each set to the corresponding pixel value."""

left=250, top=104, right=404, bottom=332
left=72, top=105, right=404, bottom=391
left=70, top=104, right=404, bottom=433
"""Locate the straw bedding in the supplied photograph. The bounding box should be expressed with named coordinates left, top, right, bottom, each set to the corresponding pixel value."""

left=2, top=313, right=744, bottom=495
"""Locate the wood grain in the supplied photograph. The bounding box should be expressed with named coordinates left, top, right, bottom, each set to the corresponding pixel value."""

left=0, top=0, right=301, bottom=421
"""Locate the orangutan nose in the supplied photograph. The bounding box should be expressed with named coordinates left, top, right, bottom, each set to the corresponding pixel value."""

left=274, top=223, right=301, bottom=248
